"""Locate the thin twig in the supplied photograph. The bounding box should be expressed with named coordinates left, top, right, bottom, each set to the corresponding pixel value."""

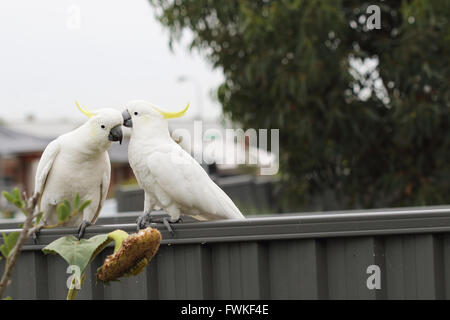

left=0, top=193, right=39, bottom=298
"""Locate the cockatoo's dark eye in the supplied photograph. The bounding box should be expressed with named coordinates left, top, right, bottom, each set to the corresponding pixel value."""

left=101, top=125, right=106, bottom=129
left=134, top=112, right=138, bottom=116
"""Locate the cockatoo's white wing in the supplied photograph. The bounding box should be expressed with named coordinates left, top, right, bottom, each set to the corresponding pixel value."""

left=34, top=139, right=60, bottom=199
left=147, top=145, right=244, bottom=220
left=90, top=152, right=111, bottom=223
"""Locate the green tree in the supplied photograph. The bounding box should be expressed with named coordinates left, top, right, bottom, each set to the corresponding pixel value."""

left=149, top=0, right=450, bottom=210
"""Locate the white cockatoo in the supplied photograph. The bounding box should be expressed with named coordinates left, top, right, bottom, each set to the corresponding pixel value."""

left=33, top=102, right=124, bottom=239
left=122, top=100, right=245, bottom=233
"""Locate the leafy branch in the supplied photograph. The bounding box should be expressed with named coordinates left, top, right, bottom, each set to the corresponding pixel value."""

left=42, top=194, right=91, bottom=229
left=0, top=189, right=39, bottom=298
left=0, top=189, right=91, bottom=299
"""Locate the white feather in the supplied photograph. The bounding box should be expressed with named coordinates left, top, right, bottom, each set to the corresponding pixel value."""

left=126, top=100, right=245, bottom=222
left=34, top=108, right=121, bottom=226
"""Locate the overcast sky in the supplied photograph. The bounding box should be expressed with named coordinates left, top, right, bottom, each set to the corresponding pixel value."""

left=0, top=0, right=224, bottom=122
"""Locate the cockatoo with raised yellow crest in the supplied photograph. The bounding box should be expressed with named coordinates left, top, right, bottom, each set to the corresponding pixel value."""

left=33, top=102, right=124, bottom=239
left=122, top=100, right=245, bottom=233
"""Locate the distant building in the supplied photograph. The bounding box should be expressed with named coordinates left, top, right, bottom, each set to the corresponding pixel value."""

left=0, top=126, right=50, bottom=194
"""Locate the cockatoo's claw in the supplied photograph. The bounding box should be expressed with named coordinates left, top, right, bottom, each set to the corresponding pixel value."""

left=163, top=218, right=174, bottom=235
left=136, top=217, right=142, bottom=232
left=77, top=220, right=91, bottom=240
left=135, top=213, right=180, bottom=235
left=136, top=212, right=153, bottom=232
left=31, top=229, right=40, bottom=244
left=174, top=217, right=183, bottom=223
left=30, top=224, right=44, bottom=244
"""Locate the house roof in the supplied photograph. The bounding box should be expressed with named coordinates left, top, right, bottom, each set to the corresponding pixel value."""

left=0, top=126, right=51, bottom=156
left=0, top=125, right=131, bottom=164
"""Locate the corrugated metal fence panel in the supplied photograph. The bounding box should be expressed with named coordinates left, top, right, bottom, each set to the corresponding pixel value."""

left=1, top=206, right=450, bottom=300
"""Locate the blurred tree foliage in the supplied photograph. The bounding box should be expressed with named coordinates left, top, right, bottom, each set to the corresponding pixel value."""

left=149, top=0, right=449, bottom=210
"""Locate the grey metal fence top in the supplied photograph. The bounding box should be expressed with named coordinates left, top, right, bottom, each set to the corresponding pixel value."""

left=1, top=205, right=449, bottom=250
left=2, top=205, right=450, bottom=300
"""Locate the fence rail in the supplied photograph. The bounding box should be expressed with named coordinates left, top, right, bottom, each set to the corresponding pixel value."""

left=1, top=206, right=450, bottom=299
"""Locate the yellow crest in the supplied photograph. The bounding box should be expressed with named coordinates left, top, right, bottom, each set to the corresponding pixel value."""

left=154, top=103, right=190, bottom=119
left=75, top=100, right=98, bottom=118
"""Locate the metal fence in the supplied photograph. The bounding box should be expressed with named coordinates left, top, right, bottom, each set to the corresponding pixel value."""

left=1, top=206, right=450, bottom=299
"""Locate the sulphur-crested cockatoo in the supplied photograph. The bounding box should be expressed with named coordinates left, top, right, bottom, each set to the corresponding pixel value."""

left=33, top=102, right=124, bottom=239
left=122, top=100, right=245, bottom=233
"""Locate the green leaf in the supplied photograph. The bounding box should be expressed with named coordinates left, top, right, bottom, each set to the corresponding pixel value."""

left=0, top=232, right=20, bottom=259
left=57, top=203, right=71, bottom=222
left=63, top=200, right=72, bottom=212
left=0, top=245, right=7, bottom=259
left=13, top=200, right=24, bottom=209
left=74, top=194, right=81, bottom=210
left=12, top=188, right=20, bottom=201
left=12, top=189, right=23, bottom=208
left=35, top=212, right=43, bottom=225
left=5, top=232, right=19, bottom=251
left=42, top=234, right=110, bottom=274
left=78, top=200, right=92, bottom=213
left=2, top=191, right=14, bottom=204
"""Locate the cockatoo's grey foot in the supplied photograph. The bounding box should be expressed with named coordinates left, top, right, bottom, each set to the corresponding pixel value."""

left=31, top=227, right=42, bottom=244
left=163, top=217, right=184, bottom=235
left=162, top=218, right=174, bottom=235
left=136, top=212, right=153, bottom=232
left=30, top=219, right=47, bottom=244
left=77, top=220, right=91, bottom=240
left=135, top=213, right=182, bottom=234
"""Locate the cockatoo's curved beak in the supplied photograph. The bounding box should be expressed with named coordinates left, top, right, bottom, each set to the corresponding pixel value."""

left=122, top=110, right=132, bottom=128
left=109, top=125, right=123, bottom=144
